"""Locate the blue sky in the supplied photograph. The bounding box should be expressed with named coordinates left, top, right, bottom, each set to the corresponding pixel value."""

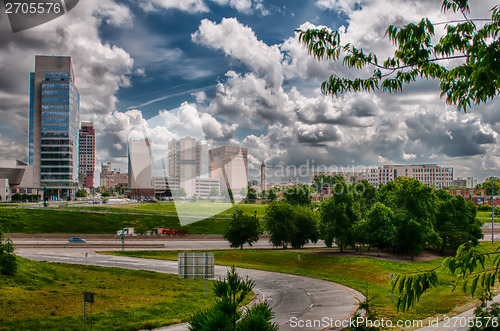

left=0, top=0, right=499, bottom=184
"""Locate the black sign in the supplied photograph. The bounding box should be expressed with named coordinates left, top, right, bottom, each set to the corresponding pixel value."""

left=84, top=291, right=94, bottom=303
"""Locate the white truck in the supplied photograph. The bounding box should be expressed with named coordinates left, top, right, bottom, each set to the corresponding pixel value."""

left=116, top=227, right=135, bottom=236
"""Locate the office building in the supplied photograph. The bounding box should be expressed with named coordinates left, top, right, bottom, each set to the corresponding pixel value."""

left=453, top=177, right=478, bottom=189
left=209, top=146, right=248, bottom=192
left=168, top=137, right=203, bottom=197
left=313, top=164, right=454, bottom=188
left=0, top=159, right=35, bottom=201
left=29, top=55, right=80, bottom=199
left=79, top=122, right=95, bottom=188
left=153, top=176, right=220, bottom=197
left=128, top=138, right=152, bottom=189
left=100, top=162, right=128, bottom=191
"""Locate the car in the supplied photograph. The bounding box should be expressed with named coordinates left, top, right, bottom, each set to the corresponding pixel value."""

left=68, top=237, right=86, bottom=243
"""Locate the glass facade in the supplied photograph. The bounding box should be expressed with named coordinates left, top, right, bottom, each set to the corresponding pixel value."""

left=28, top=72, right=35, bottom=165
left=39, top=72, right=80, bottom=189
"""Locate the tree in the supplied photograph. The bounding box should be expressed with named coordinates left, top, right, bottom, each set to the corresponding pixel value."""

left=478, top=177, right=500, bottom=195
left=76, top=189, right=87, bottom=198
left=267, top=189, right=277, bottom=202
left=223, top=210, right=261, bottom=249
left=434, top=190, right=483, bottom=252
left=319, top=182, right=359, bottom=252
left=265, top=201, right=296, bottom=248
left=312, top=174, right=344, bottom=194
left=0, top=227, right=18, bottom=276
left=296, top=0, right=500, bottom=111
left=283, top=184, right=312, bottom=206
left=265, top=201, right=318, bottom=249
left=290, top=205, right=320, bottom=249
left=209, top=186, right=220, bottom=197
left=378, top=178, right=441, bottom=256
left=175, top=187, right=187, bottom=197
left=188, top=266, right=278, bottom=331
left=360, top=202, right=397, bottom=251
left=246, top=186, right=258, bottom=200
left=101, top=192, right=110, bottom=197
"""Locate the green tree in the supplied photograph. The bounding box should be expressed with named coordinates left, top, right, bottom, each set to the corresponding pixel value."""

left=312, top=174, right=344, bottom=193
left=283, top=184, right=312, bottom=206
left=209, top=186, right=220, bottom=197
left=223, top=210, right=261, bottom=249
left=265, top=201, right=296, bottom=248
left=267, top=189, right=278, bottom=202
left=356, top=180, right=378, bottom=217
left=434, top=190, right=483, bottom=252
left=296, top=0, right=500, bottom=111
left=175, top=187, right=187, bottom=197
left=76, top=189, right=87, bottom=198
left=101, top=192, right=110, bottom=197
left=265, top=201, right=318, bottom=249
left=319, top=181, right=359, bottom=252
left=290, top=205, right=320, bottom=249
left=360, top=202, right=397, bottom=251
left=188, top=266, right=278, bottom=331
left=246, top=186, right=258, bottom=200
left=478, top=177, right=500, bottom=195
left=0, top=227, right=18, bottom=276
left=379, top=178, right=441, bottom=256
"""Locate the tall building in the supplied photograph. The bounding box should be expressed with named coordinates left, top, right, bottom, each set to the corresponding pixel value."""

left=209, top=146, right=248, bottom=192
left=79, top=122, right=95, bottom=188
left=29, top=55, right=80, bottom=199
left=128, top=138, right=152, bottom=189
left=313, top=164, right=454, bottom=188
left=168, top=137, right=203, bottom=197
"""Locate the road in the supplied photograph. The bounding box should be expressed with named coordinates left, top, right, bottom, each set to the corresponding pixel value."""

left=17, top=242, right=364, bottom=331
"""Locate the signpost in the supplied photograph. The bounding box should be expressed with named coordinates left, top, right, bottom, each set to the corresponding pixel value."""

left=83, top=291, right=95, bottom=329
left=178, top=253, right=215, bottom=297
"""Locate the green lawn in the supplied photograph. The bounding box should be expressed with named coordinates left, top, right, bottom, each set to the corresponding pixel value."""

left=0, top=207, right=231, bottom=234
left=0, top=257, right=220, bottom=330
left=66, top=200, right=268, bottom=218
left=103, top=244, right=500, bottom=323
left=477, top=211, right=500, bottom=223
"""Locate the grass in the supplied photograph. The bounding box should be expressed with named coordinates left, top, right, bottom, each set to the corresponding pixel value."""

left=0, top=257, right=224, bottom=330
left=477, top=211, right=500, bottom=223
left=66, top=200, right=268, bottom=218
left=0, top=207, right=231, bottom=234
left=103, top=244, right=500, bottom=324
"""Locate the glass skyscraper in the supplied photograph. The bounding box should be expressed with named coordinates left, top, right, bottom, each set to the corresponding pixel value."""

left=29, top=56, right=80, bottom=199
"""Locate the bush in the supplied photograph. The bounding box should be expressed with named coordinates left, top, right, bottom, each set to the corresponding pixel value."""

left=0, top=229, right=18, bottom=276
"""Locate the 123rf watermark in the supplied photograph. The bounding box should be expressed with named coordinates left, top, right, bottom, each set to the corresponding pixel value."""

left=3, top=0, right=79, bottom=33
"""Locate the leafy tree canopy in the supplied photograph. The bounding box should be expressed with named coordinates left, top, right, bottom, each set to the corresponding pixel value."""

left=296, top=0, right=500, bottom=111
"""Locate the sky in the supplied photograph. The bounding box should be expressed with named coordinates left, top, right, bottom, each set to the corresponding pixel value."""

left=0, top=0, right=499, bottom=185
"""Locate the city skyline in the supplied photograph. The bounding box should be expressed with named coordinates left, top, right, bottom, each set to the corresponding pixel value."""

left=0, top=1, right=499, bottom=184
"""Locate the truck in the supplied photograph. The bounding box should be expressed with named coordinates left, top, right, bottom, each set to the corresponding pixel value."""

left=117, top=227, right=135, bottom=236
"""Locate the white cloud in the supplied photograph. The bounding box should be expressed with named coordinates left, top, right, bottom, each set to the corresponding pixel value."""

left=192, top=17, right=283, bottom=87
left=140, top=0, right=209, bottom=13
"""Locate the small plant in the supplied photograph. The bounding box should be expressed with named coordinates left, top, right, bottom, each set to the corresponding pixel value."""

left=188, top=266, right=278, bottom=331
left=0, top=227, right=18, bottom=276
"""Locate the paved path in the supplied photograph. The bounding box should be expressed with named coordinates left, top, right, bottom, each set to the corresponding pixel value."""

left=18, top=248, right=364, bottom=331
